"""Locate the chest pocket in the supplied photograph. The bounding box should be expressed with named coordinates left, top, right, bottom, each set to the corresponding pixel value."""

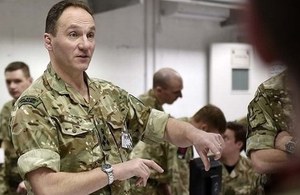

left=61, top=117, right=95, bottom=136
left=59, top=115, right=94, bottom=136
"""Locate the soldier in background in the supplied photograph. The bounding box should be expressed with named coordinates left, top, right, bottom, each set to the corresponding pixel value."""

left=221, top=122, right=263, bottom=195
left=246, top=70, right=293, bottom=193
left=0, top=61, right=32, bottom=194
left=131, top=105, right=226, bottom=195
left=244, top=0, right=300, bottom=193
left=172, top=104, right=226, bottom=195
left=138, top=67, right=183, bottom=111
left=130, top=67, right=183, bottom=195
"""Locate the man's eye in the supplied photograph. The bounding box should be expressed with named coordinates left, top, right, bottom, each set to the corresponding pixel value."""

left=69, top=32, right=78, bottom=38
left=87, top=32, right=95, bottom=40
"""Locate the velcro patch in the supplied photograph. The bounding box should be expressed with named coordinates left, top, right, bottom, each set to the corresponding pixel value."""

left=18, top=96, right=42, bottom=108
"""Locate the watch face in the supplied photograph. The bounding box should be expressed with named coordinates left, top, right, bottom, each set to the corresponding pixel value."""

left=103, top=164, right=111, bottom=169
left=101, top=164, right=114, bottom=184
left=102, top=164, right=112, bottom=172
left=286, top=142, right=296, bottom=154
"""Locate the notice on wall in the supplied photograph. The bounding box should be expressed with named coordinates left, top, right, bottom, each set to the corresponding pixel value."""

left=231, top=48, right=250, bottom=68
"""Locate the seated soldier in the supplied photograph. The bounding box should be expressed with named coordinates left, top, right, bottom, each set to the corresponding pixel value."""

left=130, top=104, right=226, bottom=195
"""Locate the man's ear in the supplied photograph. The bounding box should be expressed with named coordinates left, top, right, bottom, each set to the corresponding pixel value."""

left=245, top=2, right=277, bottom=64
left=44, top=33, right=52, bottom=51
left=29, top=77, right=33, bottom=84
left=201, top=124, right=208, bottom=132
left=156, top=86, right=163, bottom=93
left=236, top=141, right=243, bottom=150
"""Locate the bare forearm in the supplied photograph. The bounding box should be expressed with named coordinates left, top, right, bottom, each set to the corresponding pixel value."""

left=28, top=159, right=164, bottom=194
left=164, top=118, right=194, bottom=147
left=250, top=149, right=290, bottom=174
left=28, top=167, right=108, bottom=195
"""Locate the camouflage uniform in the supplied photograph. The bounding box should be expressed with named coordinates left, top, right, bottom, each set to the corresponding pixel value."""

left=171, top=117, right=193, bottom=195
left=130, top=89, right=179, bottom=195
left=221, top=155, right=263, bottom=195
left=247, top=70, right=293, bottom=190
left=0, top=100, right=23, bottom=195
left=0, top=101, right=10, bottom=195
left=10, top=64, right=169, bottom=195
left=138, top=89, right=163, bottom=111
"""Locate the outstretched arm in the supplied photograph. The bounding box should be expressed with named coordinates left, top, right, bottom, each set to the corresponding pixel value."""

left=164, top=118, right=224, bottom=171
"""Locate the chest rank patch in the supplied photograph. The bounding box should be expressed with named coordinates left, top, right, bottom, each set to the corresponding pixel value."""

left=18, top=96, right=42, bottom=108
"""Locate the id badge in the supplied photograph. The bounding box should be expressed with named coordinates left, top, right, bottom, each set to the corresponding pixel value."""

left=121, top=131, right=132, bottom=149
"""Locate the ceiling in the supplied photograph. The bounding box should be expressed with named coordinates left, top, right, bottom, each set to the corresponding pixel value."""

left=87, top=0, right=245, bottom=26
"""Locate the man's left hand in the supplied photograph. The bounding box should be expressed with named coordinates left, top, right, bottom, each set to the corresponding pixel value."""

left=192, top=130, right=224, bottom=171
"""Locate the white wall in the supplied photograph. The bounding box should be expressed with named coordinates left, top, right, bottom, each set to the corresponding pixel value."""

left=0, top=0, right=266, bottom=121
left=209, top=43, right=271, bottom=121
left=156, top=16, right=238, bottom=118
left=0, top=0, right=60, bottom=103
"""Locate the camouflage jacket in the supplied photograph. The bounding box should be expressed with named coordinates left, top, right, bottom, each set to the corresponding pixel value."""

left=10, top=64, right=169, bottom=195
left=222, top=155, right=263, bottom=195
left=247, top=70, right=293, bottom=154
left=138, top=89, right=163, bottom=111
left=0, top=100, right=14, bottom=142
left=171, top=117, right=193, bottom=195
left=130, top=89, right=179, bottom=195
left=0, top=100, right=13, bottom=195
left=0, top=99, right=23, bottom=195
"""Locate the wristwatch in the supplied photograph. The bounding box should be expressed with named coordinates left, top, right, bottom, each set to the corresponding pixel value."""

left=285, top=137, right=297, bottom=154
left=101, top=164, right=114, bottom=184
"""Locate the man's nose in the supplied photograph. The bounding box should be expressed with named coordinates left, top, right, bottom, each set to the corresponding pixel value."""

left=8, top=82, right=17, bottom=89
left=78, top=36, right=92, bottom=49
left=178, top=91, right=182, bottom=98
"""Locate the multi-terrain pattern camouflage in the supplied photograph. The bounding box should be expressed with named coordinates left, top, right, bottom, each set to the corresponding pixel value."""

left=247, top=71, right=292, bottom=190
left=171, top=117, right=193, bottom=195
left=247, top=71, right=293, bottom=154
left=222, top=155, right=263, bottom=195
left=0, top=100, right=23, bottom=195
left=10, top=65, right=169, bottom=195
left=130, top=89, right=179, bottom=194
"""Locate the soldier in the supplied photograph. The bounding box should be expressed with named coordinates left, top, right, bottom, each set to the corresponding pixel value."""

left=172, top=104, right=226, bottom=195
left=221, top=122, right=263, bottom=195
left=130, top=67, right=183, bottom=195
left=0, top=61, right=32, bottom=194
left=244, top=0, right=300, bottom=193
left=10, top=1, right=223, bottom=194
left=131, top=105, right=226, bottom=195
left=138, top=67, right=183, bottom=111
left=246, top=70, right=293, bottom=192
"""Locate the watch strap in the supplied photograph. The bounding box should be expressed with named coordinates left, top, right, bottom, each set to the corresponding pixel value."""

left=101, top=164, right=114, bottom=184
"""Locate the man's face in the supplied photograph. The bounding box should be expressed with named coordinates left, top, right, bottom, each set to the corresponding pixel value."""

left=193, top=121, right=219, bottom=134
left=45, top=6, right=96, bottom=73
left=222, top=128, right=241, bottom=157
left=161, top=78, right=183, bottom=104
left=5, top=69, right=32, bottom=100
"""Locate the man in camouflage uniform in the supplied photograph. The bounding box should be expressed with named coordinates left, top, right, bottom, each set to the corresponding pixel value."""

left=221, top=122, right=263, bottom=195
left=246, top=70, right=294, bottom=192
left=172, top=104, right=226, bottom=195
left=130, top=67, right=183, bottom=195
left=9, top=1, right=224, bottom=194
left=138, top=67, right=183, bottom=111
left=246, top=1, right=300, bottom=193
left=0, top=62, right=32, bottom=195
